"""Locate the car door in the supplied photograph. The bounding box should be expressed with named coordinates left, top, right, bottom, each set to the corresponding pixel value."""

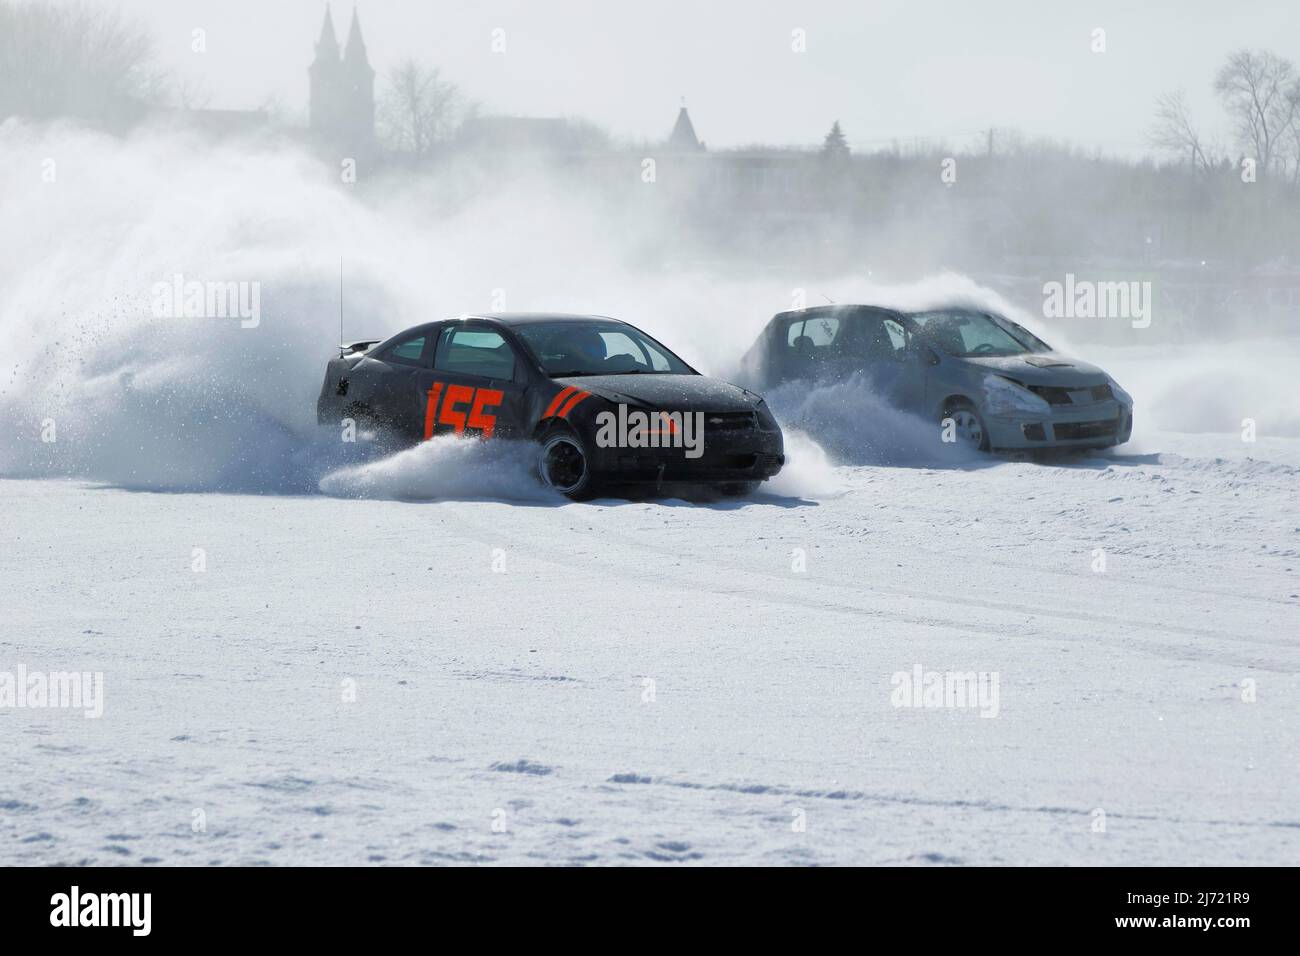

left=847, top=311, right=926, bottom=411
left=345, top=328, right=434, bottom=435
left=413, top=323, right=530, bottom=441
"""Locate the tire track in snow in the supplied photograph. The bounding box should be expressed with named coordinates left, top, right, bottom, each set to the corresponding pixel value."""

left=435, top=501, right=1299, bottom=672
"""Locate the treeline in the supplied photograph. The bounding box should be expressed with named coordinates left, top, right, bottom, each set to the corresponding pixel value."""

left=0, top=1, right=160, bottom=130
left=1152, top=49, right=1300, bottom=187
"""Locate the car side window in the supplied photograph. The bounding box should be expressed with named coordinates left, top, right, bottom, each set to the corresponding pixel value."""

left=434, top=328, right=517, bottom=380
left=784, top=316, right=840, bottom=365
left=785, top=320, right=810, bottom=365
left=883, top=319, right=908, bottom=352
left=384, top=333, right=427, bottom=366
left=841, top=317, right=909, bottom=362
left=804, top=317, right=839, bottom=346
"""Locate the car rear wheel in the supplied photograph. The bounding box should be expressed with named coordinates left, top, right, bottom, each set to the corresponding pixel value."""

left=942, top=402, right=990, bottom=452
left=538, top=425, right=599, bottom=499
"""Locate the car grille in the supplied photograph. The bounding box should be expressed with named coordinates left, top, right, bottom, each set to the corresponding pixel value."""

left=1027, top=383, right=1113, bottom=405
left=700, top=411, right=758, bottom=431
left=1053, top=420, right=1119, bottom=441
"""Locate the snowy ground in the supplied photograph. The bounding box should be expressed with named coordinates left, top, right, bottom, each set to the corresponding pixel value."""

left=2, top=119, right=1296, bottom=866
left=2, top=429, right=1297, bottom=866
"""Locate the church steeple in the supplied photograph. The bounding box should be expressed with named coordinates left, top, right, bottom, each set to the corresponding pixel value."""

left=343, top=8, right=371, bottom=73
left=309, top=4, right=374, bottom=152
left=313, top=5, right=340, bottom=64
left=340, top=7, right=375, bottom=146
left=668, top=100, right=704, bottom=152
left=309, top=5, right=341, bottom=135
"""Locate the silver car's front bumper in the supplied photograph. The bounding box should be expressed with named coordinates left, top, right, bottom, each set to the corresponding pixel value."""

left=985, top=400, right=1133, bottom=449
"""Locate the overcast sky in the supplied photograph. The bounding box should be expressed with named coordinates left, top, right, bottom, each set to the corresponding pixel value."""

left=109, top=0, right=1298, bottom=156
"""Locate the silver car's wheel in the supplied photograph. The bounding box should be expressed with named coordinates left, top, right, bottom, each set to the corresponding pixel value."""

left=539, top=432, right=589, bottom=496
left=943, top=405, right=990, bottom=452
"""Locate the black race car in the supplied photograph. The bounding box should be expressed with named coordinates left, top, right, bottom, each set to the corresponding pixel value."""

left=317, top=313, right=784, bottom=498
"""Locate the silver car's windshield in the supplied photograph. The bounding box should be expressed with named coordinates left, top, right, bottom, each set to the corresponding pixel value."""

left=909, top=310, right=1045, bottom=357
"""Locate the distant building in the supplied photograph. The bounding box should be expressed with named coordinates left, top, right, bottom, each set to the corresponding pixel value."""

left=309, top=5, right=375, bottom=154
left=667, top=103, right=704, bottom=152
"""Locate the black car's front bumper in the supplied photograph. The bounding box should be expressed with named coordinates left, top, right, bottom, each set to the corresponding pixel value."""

left=588, top=427, right=785, bottom=484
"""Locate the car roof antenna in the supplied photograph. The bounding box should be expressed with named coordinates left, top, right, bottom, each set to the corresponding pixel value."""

left=819, top=292, right=835, bottom=304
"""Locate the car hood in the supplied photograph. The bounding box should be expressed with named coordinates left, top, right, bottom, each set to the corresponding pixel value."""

left=957, top=352, right=1110, bottom=387
left=554, top=374, right=758, bottom=412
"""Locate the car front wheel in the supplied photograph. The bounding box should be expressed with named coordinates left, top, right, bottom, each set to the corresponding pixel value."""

left=538, top=425, right=599, bottom=499
left=941, top=402, right=990, bottom=452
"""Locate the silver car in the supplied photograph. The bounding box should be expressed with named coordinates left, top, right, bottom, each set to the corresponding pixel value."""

left=739, top=305, right=1134, bottom=451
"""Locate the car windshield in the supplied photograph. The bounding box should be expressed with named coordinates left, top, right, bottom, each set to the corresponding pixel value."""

left=908, top=310, right=1045, bottom=357
left=515, top=321, right=695, bottom=377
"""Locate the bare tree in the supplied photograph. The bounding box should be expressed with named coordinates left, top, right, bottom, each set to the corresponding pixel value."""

left=558, top=117, right=612, bottom=151
left=1283, top=80, right=1300, bottom=186
left=1214, top=49, right=1298, bottom=177
left=378, top=60, right=465, bottom=158
left=0, top=0, right=157, bottom=130
left=1151, top=90, right=1217, bottom=172
left=148, top=73, right=211, bottom=111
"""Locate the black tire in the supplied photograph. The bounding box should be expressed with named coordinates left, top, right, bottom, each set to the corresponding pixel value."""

left=537, top=423, right=601, bottom=500
left=940, top=400, right=990, bottom=452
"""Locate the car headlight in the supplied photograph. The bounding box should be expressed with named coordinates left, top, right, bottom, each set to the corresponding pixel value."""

left=982, top=375, right=1051, bottom=415
left=1107, top=377, right=1134, bottom=407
